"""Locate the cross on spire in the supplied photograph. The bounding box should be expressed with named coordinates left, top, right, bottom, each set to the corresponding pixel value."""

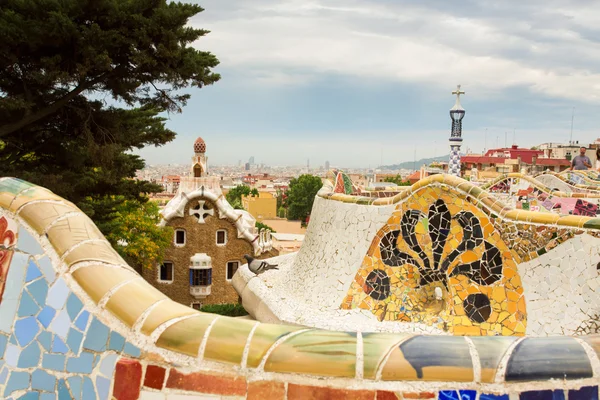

left=189, top=200, right=214, bottom=224
left=451, top=84, right=465, bottom=111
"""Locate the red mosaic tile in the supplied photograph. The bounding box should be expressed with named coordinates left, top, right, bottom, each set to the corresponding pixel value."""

left=287, top=384, right=375, bottom=400
left=248, top=381, right=285, bottom=399
left=113, top=359, right=142, bottom=400
left=402, top=392, right=436, bottom=399
left=143, top=365, right=166, bottom=390
left=165, top=369, right=246, bottom=396
left=377, top=391, right=400, bottom=400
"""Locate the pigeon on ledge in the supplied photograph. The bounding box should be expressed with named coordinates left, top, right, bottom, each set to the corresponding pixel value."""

left=243, top=254, right=279, bottom=275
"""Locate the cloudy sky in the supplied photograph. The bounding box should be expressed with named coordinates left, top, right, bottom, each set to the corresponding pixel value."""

left=138, top=0, right=600, bottom=168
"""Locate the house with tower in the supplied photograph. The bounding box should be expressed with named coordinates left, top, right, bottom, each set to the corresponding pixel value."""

left=140, top=137, right=278, bottom=309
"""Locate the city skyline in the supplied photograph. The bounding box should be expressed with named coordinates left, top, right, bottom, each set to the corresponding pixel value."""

left=135, top=0, right=600, bottom=168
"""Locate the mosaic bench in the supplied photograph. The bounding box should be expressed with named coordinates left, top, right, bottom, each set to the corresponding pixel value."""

left=0, top=177, right=599, bottom=399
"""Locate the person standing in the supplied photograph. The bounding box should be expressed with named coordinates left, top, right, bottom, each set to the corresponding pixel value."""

left=596, top=148, right=600, bottom=171
left=571, top=146, right=592, bottom=170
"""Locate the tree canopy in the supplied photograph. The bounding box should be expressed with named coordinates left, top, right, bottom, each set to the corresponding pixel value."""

left=0, top=0, right=220, bottom=266
left=286, top=174, right=323, bottom=221
left=226, top=185, right=258, bottom=209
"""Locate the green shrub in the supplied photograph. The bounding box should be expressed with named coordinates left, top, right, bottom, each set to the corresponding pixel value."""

left=200, top=303, right=249, bottom=317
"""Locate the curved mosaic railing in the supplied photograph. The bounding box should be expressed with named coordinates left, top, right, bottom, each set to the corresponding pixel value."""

left=1, top=177, right=600, bottom=399
left=481, top=173, right=600, bottom=199
left=539, top=170, right=600, bottom=191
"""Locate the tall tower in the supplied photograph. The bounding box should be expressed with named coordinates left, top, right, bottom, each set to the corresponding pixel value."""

left=448, top=85, right=465, bottom=177
left=192, top=137, right=208, bottom=177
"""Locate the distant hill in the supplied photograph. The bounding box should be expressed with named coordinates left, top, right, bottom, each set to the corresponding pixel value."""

left=381, top=155, right=451, bottom=170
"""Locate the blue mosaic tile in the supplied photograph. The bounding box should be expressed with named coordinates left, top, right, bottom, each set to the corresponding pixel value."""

left=0, top=365, right=7, bottom=384
left=52, top=336, right=69, bottom=354
left=58, top=378, right=71, bottom=400
left=481, top=395, right=509, bottom=400
left=108, top=331, right=125, bottom=352
left=67, top=328, right=83, bottom=354
left=9, top=334, right=17, bottom=344
left=66, top=351, right=94, bottom=374
left=0, top=333, right=7, bottom=357
left=4, top=344, right=20, bottom=367
left=92, top=354, right=100, bottom=369
left=37, top=331, right=52, bottom=351
left=40, top=394, right=56, bottom=400
left=66, top=294, right=83, bottom=321
left=440, top=391, right=460, bottom=400
left=75, top=311, right=89, bottom=331
left=439, top=391, right=477, bottom=400
left=27, top=278, right=49, bottom=307
left=47, top=279, right=69, bottom=311
left=82, top=376, right=96, bottom=400
left=83, top=318, right=109, bottom=352
left=18, top=341, right=41, bottom=368
left=569, top=386, right=599, bottom=400
left=0, top=254, right=30, bottom=333
left=95, top=376, right=110, bottom=400
left=99, top=354, right=118, bottom=378
left=37, top=257, right=55, bottom=284
left=18, top=392, right=40, bottom=400
left=37, top=306, right=56, bottom=328
left=49, top=310, right=70, bottom=339
left=17, top=290, right=40, bottom=317
left=32, top=369, right=57, bottom=392
left=123, top=342, right=141, bottom=358
left=67, top=376, right=83, bottom=400
left=42, top=353, right=66, bottom=372
left=520, top=390, right=565, bottom=400
left=4, top=371, right=30, bottom=397
left=17, top=226, right=43, bottom=255
left=14, top=316, right=39, bottom=346
left=507, top=338, right=592, bottom=381
left=25, top=259, right=42, bottom=282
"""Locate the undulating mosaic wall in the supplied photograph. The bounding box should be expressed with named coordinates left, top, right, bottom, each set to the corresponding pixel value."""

left=2, top=177, right=600, bottom=399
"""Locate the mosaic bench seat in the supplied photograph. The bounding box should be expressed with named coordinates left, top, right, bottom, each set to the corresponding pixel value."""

left=0, top=177, right=599, bottom=399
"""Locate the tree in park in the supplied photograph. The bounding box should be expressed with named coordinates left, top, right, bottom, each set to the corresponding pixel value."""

left=0, top=0, right=220, bottom=267
left=226, top=185, right=258, bottom=210
left=286, top=175, right=323, bottom=221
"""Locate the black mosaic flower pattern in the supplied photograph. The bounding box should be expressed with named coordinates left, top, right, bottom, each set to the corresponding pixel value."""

left=374, top=199, right=504, bottom=323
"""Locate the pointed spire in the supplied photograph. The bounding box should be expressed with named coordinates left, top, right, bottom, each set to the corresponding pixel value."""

left=451, top=84, right=465, bottom=111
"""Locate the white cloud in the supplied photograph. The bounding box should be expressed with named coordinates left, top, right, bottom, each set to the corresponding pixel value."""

left=194, top=0, right=600, bottom=102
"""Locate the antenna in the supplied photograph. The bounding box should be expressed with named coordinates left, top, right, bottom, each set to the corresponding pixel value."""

left=484, top=128, right=487, bottom=154
left=570, top=107, right=575, bottom=144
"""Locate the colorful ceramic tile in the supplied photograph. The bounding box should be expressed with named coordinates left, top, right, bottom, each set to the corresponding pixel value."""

left=204, top=318, right=256, bottom=364
left=361, top=332, right=412, bottom=379
left=380, top=336, right=473, bottom=382
left=105, top=279, right=166, bottom=328
left=139, top=300, right=198, bottom=336
left=519, top=390, right=565, bottom=400
left=470, top=336, right=518, bottom=382
left=71, top=265, right=138, bottom=304
left=46, top=215, right=105, bottom=256
left=505, top=338, right=592, bottom=381
left=155, top=313, right=218, bottom=357
left=245, top=323, right=305, bottom=369
left=264, top=330, right=356, bottom=377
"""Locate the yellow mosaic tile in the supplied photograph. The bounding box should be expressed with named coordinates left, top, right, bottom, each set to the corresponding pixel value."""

left=0, top=178, right=35, bottom=209
left=72, top=265, right=139, bottom=304
left=246, top=323, right=305, bottom=369
left=46, top=215, right=105, bottom=256
left=18, top=201, right=80, bottom=234
left=362, top=332, right=412, bottom=379
left=9, top=186, right=69, bottom=213
left=62, top=241, right=127, bottom=268
left=204, top=318, right=257, bottom=365
left=264, top=330, right=356, bottom=377
left=105, top=279, right=166, bottom=328
left=140, top=300, right=198, bottom=336
left=155, top=313, right=219, bottom=357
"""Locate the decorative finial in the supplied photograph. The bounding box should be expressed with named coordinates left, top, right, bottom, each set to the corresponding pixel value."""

left=451, top=84, right=465, bottom=111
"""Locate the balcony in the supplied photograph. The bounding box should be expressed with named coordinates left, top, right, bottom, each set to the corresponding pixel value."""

left=190, top=285, right=211, bottom=299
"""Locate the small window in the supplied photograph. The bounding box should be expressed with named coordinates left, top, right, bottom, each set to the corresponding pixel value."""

left=216, top=230, right=227, bottom=245
left=159, top=262, right=173, bottom=283
left=191, top=303, right=202, bottom=310
left=189, top=269, right=212, bottom=286
left=174, top=229, right=186, bottom=246
left=226, top=261, right=239, bottom=281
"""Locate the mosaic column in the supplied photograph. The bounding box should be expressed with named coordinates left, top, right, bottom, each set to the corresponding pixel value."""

left=448, top=85, right=465, bottom=177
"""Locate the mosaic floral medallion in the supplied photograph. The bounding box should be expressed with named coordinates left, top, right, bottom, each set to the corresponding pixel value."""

left=341, top=186, right=527, bottom=336
left=0, top=215, right=17, bottom=304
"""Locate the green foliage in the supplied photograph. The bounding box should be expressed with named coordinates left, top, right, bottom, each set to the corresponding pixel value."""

left=386, top=175, right=412, bottom=186
left=200, top=303, right=248, bottom=317
left=286, top=174, right=323, bottom=221
left=226, top=185, right=251, bottom=206
left=277, top=206, right=286, bottom=218
left=80, top=196, right=173, bottom=270
left=255, top=221, right=276, bottom=233
left=0, top=0, right=219, bottom=245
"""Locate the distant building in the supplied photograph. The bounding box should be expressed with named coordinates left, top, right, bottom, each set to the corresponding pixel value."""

left=461, top=145, right=570, bottom=175
left=244, top=162, right=250, bottom=171
left=242, top=191, right=277, bottom=222
left=249, top=156, right=255, bottom=165
left=325, top=161, right=330, bottom=171
left=141, top=137, right=277, bottom=309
